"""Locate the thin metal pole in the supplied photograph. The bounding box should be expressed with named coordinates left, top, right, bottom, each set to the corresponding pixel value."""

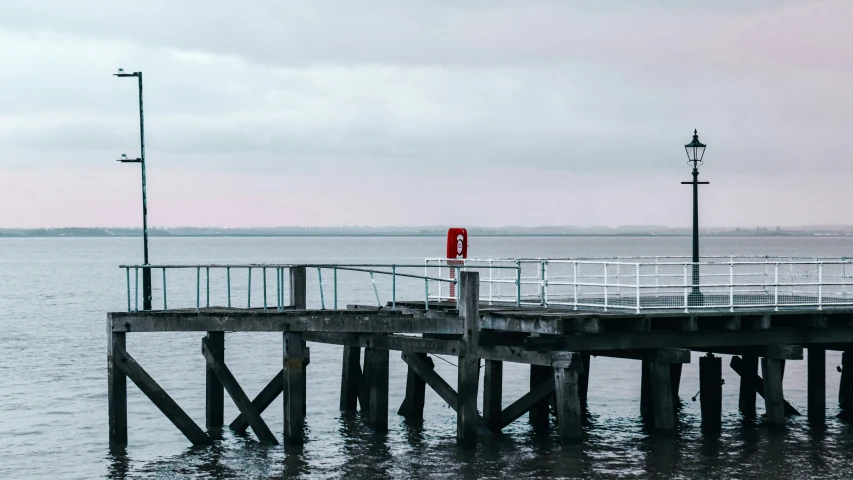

left=729, top=261, right=734, bottom=312
left=691, top=166, right=700, bottom=298
left=227, top=267, right=231, bottom=308
left=636, top=263, right=641, bottom=314
left=603, top=263, right=608, bottom=311
left=247, top=267, right=252, bottom=309
left=540, top=260, right=546, bottom=306
left=196, top=267, right=200, bottom=312
left=126, top=268, right=131, bottom=312
left=333, top=266, right=338, bottom=310
left=683, top=263, right=688, bottom=311
left=774, top=263, right=779, bottom=311
left=818, top=263, right=823, bottom=310
left=369, top=271, right=380, bottom=307
left=206, top=267, right=210, bottom=308
left=516, top=260, right=521, bottom=307
left=137, top=72, right=151, bottom=311
left=162, top=268, right=167, bottom=310
left=263, top=267, right=267, bottom=312
left=543, top=260, right=549, bottom=307
left=318, top=267, right=325, bottom=310
left=276, top=267, right=281, bottom=311
left=425, top=278, right=429, bottom=311
left=488, top=259, right=493, bottom=305
left=392, top=265, right=396, bottom=310
left=134, top=266, right=138, bottom=312
left=573, top=261, right=578, bottom=310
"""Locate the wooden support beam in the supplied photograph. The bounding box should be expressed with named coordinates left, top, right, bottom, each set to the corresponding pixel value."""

left=640, top=361, right=653, bottom=418
left=730, top=356, right=800, bottom=416
left=808, top=347, right=825, bottom=425
left=110, top=311, right=464, bottom=335
left=340, top=345, right=361, bottom=411
left=283, top=332, right=306, bottom=444
left=523, top=327, right=853, bottom=352
left=552, top=358, right=582, bottom=443
left=693, top=345, right=802, bottom=360
left=500, top=377, right=555, bottom=429
left=205, top=331, right=225, bottom=429
left=649, top=362, right=676, bottom=433
left=671, top=363, right=683, bottom=404
left=290, top=266, right=306, bottom=309
left=457, top=271, right=480, bottom=447
left=762, top=358, right=786, bottom=427
left=108, top=332, right=127, bottom=445
left=839, top=350, right=853, bottom=417
left=401, top=351, right=458, bottom=411
left=529, top=365, right=551, bottom=425
left=579, top=354, right=591, bottom=406
left=112, top=343, right=211, bottom=445
left=398, top=353, right=431, bottom=419
left=201, top=337, right=277, bottom=444
left=359, top=348, right=372, bottom=412
left=479, top=346, right=576, bottom=366
left=303, top=331, right=464, bottom=356
left=230, top=369, right=284, bottom=432
left=483, top=360, right=503, bottom=432
left=699, top=354, right=722, bottom=430
left=737, top=355, right=758, bottom=417
left=595, top=348, right=691, bottom=363
left=368, top=346, right=390, bottom=431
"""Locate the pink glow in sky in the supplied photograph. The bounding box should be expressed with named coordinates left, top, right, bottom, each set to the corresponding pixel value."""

left=1, top=1, right=851, bottom=228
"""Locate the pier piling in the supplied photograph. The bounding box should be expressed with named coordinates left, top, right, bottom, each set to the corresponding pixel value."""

left=808, top=347, right=826, bottom=425
left=205, top=331, right=225, bottom=429
left=699, top=353, right=722, bottom=430
left=283, top=332, right=306, bottom=444
left=108, top=332, right=127, bottom=445
left=762, top=358, right=785, bottom=426
left=483, top=359, right=503, bottom=432
left=457, top=272, right=480, bottom=447
left=340, top=345, right=361, bottom=411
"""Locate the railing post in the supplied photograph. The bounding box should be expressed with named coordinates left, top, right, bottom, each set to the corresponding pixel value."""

left=126, top=268, right=131, bottom=313
left=206, top=267, right=210, bottom=308
left=263, top=267, right=267, bottom=312
left=134, top=266, right=139, bottom=312
left=276, top=267, right=281, bottom=311
left=774, top=263, right=779, bottom=311
left=683, top=263, right=689, bottom=312
left=603, top=263, right=608, bottom=311
left=729, top=262, right=734, bottom=312
left=636, top=263, right=641, bottom=314
left=162, top=268, right=167, bottom=310
left=227, top=267, right=231, bottom=308
left=247, top=267, right=252, bottom=309
left=540, top=260, right=546, bottom=306
left=515, top=261, right=521, bottom=307
left=369, top=270, right=381, bottom=307
left=195, top=267, right=200, bottom=312
left=488, top=259, right=493, bottom=305
left=317, top=267, right=325, bottom=310
left=333, top=266, right=338, bottom=310
left=424, top=278, right=429, bottom=311
left=573, top=261, right=578, bottom=311
left=392, top=265, right=396, bottom=310
left=818, top=263, right=823, bottom=310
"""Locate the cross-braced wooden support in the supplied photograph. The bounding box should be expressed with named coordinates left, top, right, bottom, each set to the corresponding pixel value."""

left=109, top=339, right=211, bottom=445
left=398, top=352, right=431, bottom=419
left=731, top=356, right=800, bottom=417
left=230, top=369, right=284, bottom=432
left=201, top=337, right=277, bottom=444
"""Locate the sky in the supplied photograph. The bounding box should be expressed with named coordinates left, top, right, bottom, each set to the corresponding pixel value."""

left=1, top=0, right=851, bottom=228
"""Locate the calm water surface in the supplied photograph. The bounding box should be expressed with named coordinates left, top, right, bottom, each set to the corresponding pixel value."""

left=2, top=236, right=853, bottom=479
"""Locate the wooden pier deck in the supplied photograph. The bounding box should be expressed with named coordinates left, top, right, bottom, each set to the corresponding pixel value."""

left=108, top=268, right=853, bottom=447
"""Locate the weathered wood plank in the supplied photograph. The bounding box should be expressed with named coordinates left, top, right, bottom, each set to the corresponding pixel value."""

left=524, top=327, right=853, bottom=352
left=302, top=331, right=464, bottom=356
left=762, top=358, right=786, bottom=426
left=595, top=348, right=691, bottom=363
left=401, top=351, right=457, bottom=411
left=230, top=369, right=284, bottom=432
left=283, top=332, right=305, bottom=444
left=457, top=272, right=480, bottom=447
left=552, top=358, right=582, bottom=443
left=111, top=312, right=463, bottom=334
left=699, top=354, right=722, bottom=430
left=201, top=337, right=277, bottom=444
left=108, top=332, right=127, bottom=445
left=693, top=345, right=803, bottom=360
left=479, top=346, right=575, bottom=366
left=808, top=347, right=825, bottom=425
left=340, top=345, right=361, bottom=411
left=205, top=331, right=225, bottom=429
left=113, top=344, right=211, bottom=445
left=499, top=377, right=555, bottom=429
left=359, top=348, right=372, bottom=412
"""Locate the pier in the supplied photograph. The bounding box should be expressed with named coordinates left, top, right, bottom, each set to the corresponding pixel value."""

left=108, top=257, right=853, bottom=446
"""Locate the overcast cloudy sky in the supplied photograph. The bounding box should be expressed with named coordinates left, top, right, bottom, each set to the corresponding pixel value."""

left=1, top=1, right=851, bottom=228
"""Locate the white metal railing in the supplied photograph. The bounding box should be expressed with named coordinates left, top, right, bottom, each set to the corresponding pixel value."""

left=426, top=257, right=853, bottom=313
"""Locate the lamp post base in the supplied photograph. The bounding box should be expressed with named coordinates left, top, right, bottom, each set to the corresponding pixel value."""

left=688, top=290, right=704, bottom=307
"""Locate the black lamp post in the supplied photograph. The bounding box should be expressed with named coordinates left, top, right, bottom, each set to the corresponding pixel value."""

left=114, top=68, right=151, bottom=310
left=681, top=129, right=708, bottom=305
